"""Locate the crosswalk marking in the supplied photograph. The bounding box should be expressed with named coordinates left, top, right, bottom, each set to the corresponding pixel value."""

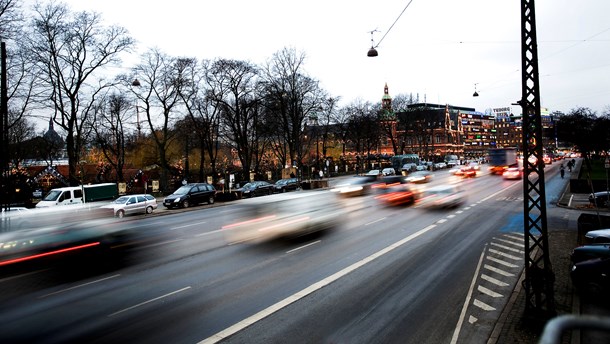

left=478, top=285, right=503, bottom=298
left=484, top=264, right=515, bottom=277
left=474, top=299, right=496, bottom=311
left=481, top=274, right=510, bottom=287
left=486, top=256, right=519, bottom=268
left=488, top=248, right=521, bottom=261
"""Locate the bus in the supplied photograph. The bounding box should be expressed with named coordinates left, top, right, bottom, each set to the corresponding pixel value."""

left=390, top=154, right=420, bottom=173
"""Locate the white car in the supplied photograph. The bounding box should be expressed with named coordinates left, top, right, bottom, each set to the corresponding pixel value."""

left=101, top=194, right=157, bottom=218
left=417, top=184, right=465, bottom=209
left=381, top=168, right=396, bottom=176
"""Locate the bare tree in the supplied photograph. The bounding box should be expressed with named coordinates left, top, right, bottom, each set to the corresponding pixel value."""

left=28, top=2, right=134, bottom=185
left=0, top=0, right=23, bottom=39
left=129, top=48, right=183, bottom=191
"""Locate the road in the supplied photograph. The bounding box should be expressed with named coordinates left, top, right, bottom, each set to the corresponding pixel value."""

left=0, top=164, right=568, bottom=344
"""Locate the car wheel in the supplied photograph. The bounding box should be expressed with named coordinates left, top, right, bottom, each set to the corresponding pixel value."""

left=182, top=200, right=189, bottom=208
left=281, top=188, right=286, bottom=193
left=208, top=196, right=215, bottom=204
left=146, top=206, right=153, bottom=214
left=116, top=210, right=125, bottom=219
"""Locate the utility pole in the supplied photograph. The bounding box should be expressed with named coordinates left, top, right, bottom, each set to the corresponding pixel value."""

left=520, top=0, right=555, bottom=317
left=1, top=41, right=9, bottom=210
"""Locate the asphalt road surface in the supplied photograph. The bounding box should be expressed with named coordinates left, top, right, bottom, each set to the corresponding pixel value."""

left=0, top=164, right=568, bottom=344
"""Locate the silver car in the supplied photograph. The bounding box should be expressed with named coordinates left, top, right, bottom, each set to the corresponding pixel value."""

left=101, top=194, right=157, bottom=218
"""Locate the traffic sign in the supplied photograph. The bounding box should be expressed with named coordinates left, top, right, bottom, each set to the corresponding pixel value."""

left=605, top=157, right=609, bottom=169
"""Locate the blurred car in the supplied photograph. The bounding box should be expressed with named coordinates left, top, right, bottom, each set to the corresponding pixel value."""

left=374, top=183, right=418, bottom=206
left=0, top=207, right=32, bottom=231
left=163, top=183, right=217, bottom=209
left=433, top=162, right=447, bottom=169
left=331, top=176, right=373, bottom=197
left=405, top=170, right=433, bottom=184
left=401, top=163, right=418, bottom=173
left=101, top=194, right=157, bottom=218
left=381, top=167, right=396, bottom=176
left=417, top=184, right=466, bottom=209
left=571, top=243, right=610, bottom=264
left=583, top=228, right=610, bottom=244
left=223, top=194, right=342, bottom=243
left=371, top=175, right=409, bottom=190
left=366, top=169, right=382, bottom=177
left=415, top=164, right=428, bottom=171
left=502, top=167, right=522, bottom=180
left=589, top=191, right=610, bottom=208
left=274, top=178, right=299, bottom=193
left=450, top=167, right=463, bottom=176
left=571, top=257, right=610, bottom=296
left=237, top=181, right=275, bottom=198
left=460, top=166, right=477, bottom=178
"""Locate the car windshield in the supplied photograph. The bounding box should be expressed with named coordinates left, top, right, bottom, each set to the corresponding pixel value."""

left=276, top=180, right=287, bottom=185
left=112, top=196, right=130, bottom=204
left=242, top=183, right=255, bottom=190
left=173, top=186, right=191, bottom=195
left=42, top=190, right=62, bottom=201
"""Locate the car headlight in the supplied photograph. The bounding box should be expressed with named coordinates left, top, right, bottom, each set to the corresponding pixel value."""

left=173, top=198, right=181, bottom=203
left=571, top=264, right=577, bottom=272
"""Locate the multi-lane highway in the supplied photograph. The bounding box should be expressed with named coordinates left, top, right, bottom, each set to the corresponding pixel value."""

left=0, top=164, right=568, bottom=343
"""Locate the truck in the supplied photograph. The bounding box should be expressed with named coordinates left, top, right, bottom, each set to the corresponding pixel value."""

left=36, top=183, right=118, bottom=208
left=488, top=148, right=518, bottom=175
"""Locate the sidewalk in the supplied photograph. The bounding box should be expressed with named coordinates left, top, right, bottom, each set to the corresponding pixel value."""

left=489, top=159, right=610, bottom=344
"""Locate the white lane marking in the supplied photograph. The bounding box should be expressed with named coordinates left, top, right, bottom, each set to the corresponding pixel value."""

left=365, top=217, right=386, bottom=226
left=451, top=248, right=486, bottom=344
left=468, top=315, right=478, bottom=324
left=478, top=285, right=503, bottom=298
left=464, top=207, right=471, bottom=210
left=490, top=242, right=524, bottom=254
left=488, top=248, right=521, bottom=261
left=455, top=211, right=463, bottom=214
left=0, top=269, right=47, bottom=283
left=286, top=240, right=321, bottom=254
left=473, top=299, right=496, bottom=311
left=195, top=229, right=225, bottom=237
left=438, top=219, right=447, bottom=223
left=40, top=274, right=121, bottom=298
left=447, top=215, right=456, bottom=219
left=108, top=286, right=191, bottom=317
left=568, top=194, right=574, bottom=207
left=486, top=256, right=519, bottom=268
left=484, top=264, right=515, bottom=277
left=171, top=221, right=207, bottom=230
left=139, top=238, right=184, bottom=249
left=200, top=224, right=439, bottom=344
left=481, top=274, right=509, bottom=287
left=494, top=238, right=524, bottom=248
left=470, top=204, right=478, bottom=207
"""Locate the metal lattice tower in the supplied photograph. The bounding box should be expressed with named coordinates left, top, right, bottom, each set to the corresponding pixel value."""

left=520, top=0, right=555, bottom=316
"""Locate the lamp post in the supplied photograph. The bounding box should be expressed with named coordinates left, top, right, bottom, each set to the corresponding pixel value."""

left=132, top=78, right=141, bottom=138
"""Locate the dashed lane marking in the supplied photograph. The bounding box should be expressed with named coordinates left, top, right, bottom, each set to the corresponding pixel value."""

left=481, top=274, right=509, bottom=287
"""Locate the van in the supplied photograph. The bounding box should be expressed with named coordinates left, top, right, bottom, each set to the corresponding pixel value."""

left=36, top=183, right=117, bottom=208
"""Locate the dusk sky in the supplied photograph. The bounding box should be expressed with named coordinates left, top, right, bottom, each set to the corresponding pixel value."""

left=36, top=0, right=610, bottom=115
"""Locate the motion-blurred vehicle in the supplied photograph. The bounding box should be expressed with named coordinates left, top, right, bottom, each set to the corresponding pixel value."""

left=405, top=170, right=433, bottom=184
left=0, top=207, right=31, bottom=231
left=101, top=194, right=157, bottom=218
left=502, top=167, right=522, bottom=180
left=237, top=181, right=275, bottom=198
left=331, top=176, right=373, bottom=197
left=374, top=183, right=418, bottom=206
left=163, top=183, right=217, bottom=208
left=417, top=184, right=466, bottom=209
left=381, top=167, right=396, bottom=176
left=571, top=243, right=610, bottom=264
left=274, top=178, right=299, bottom=193
left=584, top=228, right=610, bottom=244
left=223, top=194, right=341, bottom=243
left=366, top=169, right=382, bottom=177
left=460, top=166, right=477, bottom=178
left=371, top=175, right=409, bottom=191
left=433, top=162, right=447, bottom=169
left=488, top=147, right=518, bottom=175
left=571, top=257, right=610, bottom=296
left=589, top=191, right=610, bottom=208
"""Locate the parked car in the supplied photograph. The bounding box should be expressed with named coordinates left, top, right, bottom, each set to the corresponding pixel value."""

left=417, top=184, right=466, bottom=209
left=405, top=170, right=433, bottom=184
left=584, top=228, right=610, bottom=244
left=101, top=194, right=157, bottom=218
left=571, top=243, right=610, bottom=264
left=589, top=191, right=610, bottom=208
left=366, top=169, right=382, bottom=177
left=502, top=167, right=522, bottom=180
left=571, top=257, right=610, bottom=296
left=274, top=178, right=299, bottom=193
left=163, top=183, right=216, bottom=209
left=433, top=162, right=447, bottom=169
left=401, top=163, right=418, bottom=173
left=381, top=167, right=396, bottom=176
left=237, top=181, right=275, bottom=198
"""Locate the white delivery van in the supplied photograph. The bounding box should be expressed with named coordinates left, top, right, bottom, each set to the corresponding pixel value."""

left=36, top=186, right=84, bottom=208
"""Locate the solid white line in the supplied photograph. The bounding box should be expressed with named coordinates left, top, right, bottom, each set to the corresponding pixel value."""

left=486, top=256, right=519, bottom=268
left=108, top=286, right=191, bottom=317
left=568, top=194, right=574, bottom=207
left=481, top=274, right=509, bottom=287
left=484, top=264, right=515, bottom=277
left=40, top=274, right=121, bottom=298
left=478, top=285, right=503, bottom=298
left=365, top=217, right=386, bottom=226
left=199, top=224, right=438, bottom=344
left=286, top=240, right=321, bottom=254
left=170, top=221, right=207, bottom=230
left=451, top=248, right=486, bottom=344
left=195, top=229, right=225, bottom=237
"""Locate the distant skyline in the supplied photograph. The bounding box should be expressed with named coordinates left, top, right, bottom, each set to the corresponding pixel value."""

left=28, top=0, right=610, bottom=119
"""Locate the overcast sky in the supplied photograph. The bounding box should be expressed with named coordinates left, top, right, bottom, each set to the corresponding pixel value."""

left=49, top=0, right=610, bottom=115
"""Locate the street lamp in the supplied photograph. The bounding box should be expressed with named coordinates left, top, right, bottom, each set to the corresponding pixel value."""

left=132, top=78, right=141, bottom=137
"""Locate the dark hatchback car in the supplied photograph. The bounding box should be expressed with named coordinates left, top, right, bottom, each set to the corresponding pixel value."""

left=237, top=181, right=275, bottom=198
left=163, top=183, right=216, bottom=209
left=589, top=191, right=610, bottom=208
left=274, top=178, right=299, bottom=193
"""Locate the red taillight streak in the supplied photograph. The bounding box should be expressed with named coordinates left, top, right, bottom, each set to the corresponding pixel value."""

left=0, top=242, right=101, bottom=267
